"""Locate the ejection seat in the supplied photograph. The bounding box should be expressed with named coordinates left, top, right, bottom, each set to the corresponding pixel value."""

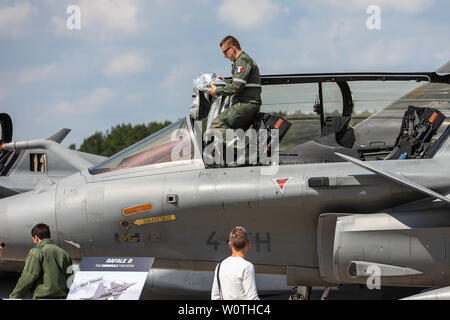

left=385, top=105, right=446, bottom=160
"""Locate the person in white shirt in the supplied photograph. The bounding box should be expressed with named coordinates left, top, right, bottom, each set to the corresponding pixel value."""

left=211, top=226, right=259, bottom=300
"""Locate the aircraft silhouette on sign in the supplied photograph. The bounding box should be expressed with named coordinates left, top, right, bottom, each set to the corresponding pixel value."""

left=80, top=281, right=137, bottom=300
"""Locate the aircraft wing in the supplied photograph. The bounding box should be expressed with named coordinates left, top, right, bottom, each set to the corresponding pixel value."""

left=0, top=176, right=57, bottom=199
left=0, top=185, right=20, bottom=198
left=335, top=152, right=450, bottom=204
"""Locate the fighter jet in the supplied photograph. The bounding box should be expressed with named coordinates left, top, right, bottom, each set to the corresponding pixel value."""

left=0, top=113, right=106, bottom=198
left=0, top=114, right=294, bottom=298
left=0, top=60, right=449, bottom=300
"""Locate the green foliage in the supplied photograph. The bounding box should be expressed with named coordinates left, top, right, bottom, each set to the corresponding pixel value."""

left=271, top=110, right=287, bottom=117
left=78, top=121, right=172, bottom=156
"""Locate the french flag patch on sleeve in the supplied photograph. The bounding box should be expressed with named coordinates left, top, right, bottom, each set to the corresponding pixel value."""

left=236, top=66, right=243, bottom=73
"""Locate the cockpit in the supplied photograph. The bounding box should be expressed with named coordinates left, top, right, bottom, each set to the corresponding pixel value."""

left=89, top=119, right=195, bottom=175
left=89, top=71, right=450, bottom=175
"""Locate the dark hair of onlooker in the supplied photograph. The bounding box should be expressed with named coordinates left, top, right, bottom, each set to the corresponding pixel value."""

left=31, top=223, right=51, bottom=240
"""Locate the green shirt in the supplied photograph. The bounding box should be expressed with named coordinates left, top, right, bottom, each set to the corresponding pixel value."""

left=215, top=51, right=262, bottom=105
left=10, top=238, right=72, bottom=299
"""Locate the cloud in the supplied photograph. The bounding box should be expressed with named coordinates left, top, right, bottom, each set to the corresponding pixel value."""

left=313, top=0, right=435, bottom=14
left=0, top=1, right=38, bottom=38
left=17, top=64, right=56, bottom=84
left=352, top=39, right=415, bottom=68
left=159, top=61, right=202, bottom=107
left=435, top=51, right=450, bottom=62
left=360, top=0, right=434, bottom=13
left=217, top=0, right=280, bottom=28
left=161, top=66, right=191, bottom=90
left=79, top=0, right=139, bottom=33
left=51, top=88, right=115, bottom=115
left=160, top=61, right=201, bottom=89
left=48, top=16, right=68, bottom=34
left=102, top=53, right=149, bottom=77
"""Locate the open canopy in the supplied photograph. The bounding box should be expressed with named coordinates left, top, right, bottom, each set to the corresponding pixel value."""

left=89, top=70, right=450, bottom=175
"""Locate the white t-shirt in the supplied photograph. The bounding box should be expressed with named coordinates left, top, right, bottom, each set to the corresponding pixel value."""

left=211, top=256, right=259, bottom=300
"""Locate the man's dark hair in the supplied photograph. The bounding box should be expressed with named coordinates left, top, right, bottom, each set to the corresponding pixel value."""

left=31, top=223, right=51, bottom=240
left=220, top=36, right=241, bottom=50
left=229, top=226, right=248, bottom=251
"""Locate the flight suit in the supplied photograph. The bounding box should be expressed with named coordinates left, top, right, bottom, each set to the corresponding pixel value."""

left=211, top=51, right=262, bottom=135
left=10, top=238, right=72, bottom=299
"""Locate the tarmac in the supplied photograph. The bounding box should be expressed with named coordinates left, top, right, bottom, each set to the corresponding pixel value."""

left=1, top=271, right=423, bottom=300
left=0, top=272, right=20, bottom=299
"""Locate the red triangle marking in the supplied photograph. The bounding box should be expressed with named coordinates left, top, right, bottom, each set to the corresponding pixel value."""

left=276, top=178, right=289, bottom=190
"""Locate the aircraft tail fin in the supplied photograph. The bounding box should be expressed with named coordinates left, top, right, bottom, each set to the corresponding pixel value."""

left=435, top=59, right=450, bottom=75
left=47, top=128, right=71, bottom=144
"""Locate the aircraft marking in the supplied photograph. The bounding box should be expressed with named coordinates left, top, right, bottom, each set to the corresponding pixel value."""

left=206, top=232, right=221, bottom=251
left=254, top=232, right=271, bottom=252
left=122, top=203, right=153, bottom=216
left=134, top=214, right=176, bottom=226
left=119, top=218, right=132, bottom=230
left=272, top=177, right=293, bottom=194
left=206, top=231, right=272, bottom=252
left=115, top=233, right=140, bottom=244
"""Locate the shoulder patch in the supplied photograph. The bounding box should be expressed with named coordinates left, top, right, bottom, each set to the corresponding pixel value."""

left=236, top=66, right=243, bottom=73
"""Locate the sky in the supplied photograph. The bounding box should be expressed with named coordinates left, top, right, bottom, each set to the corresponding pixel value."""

left=0, top=0, right=449, bottom=148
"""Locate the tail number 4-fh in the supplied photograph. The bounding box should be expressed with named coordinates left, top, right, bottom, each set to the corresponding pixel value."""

left=206, top=231, right=271, bottom=252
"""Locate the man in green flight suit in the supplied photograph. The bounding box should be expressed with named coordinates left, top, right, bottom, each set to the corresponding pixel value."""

left=10, top=223, right=72, bottom=299
left=208, top=35, right=262, bottom=137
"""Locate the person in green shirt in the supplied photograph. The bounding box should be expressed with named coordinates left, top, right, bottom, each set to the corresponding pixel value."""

left=10, top=223, right=72, bottom=299
left=208, top=35, right=262, bottom=136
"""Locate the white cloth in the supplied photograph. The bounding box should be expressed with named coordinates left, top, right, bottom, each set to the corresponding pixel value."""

left=189, top=72, right=227, bottom=120
left=211, top=256, right=259, bottom=300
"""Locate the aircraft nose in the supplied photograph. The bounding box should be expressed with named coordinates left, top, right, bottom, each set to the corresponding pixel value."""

left=0, top=187, right=57, bottom=261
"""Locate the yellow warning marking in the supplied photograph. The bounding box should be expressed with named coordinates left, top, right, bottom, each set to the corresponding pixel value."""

left=134, top=214, right=176, bottom=226
left=122, top=203, right=153, bottom=216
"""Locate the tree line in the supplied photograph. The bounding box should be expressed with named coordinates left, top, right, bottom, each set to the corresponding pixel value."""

left=70, top=121, right=172, bottom=157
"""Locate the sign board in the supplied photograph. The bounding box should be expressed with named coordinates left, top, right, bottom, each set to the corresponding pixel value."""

left=67, top=257, right=154, bottom=300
